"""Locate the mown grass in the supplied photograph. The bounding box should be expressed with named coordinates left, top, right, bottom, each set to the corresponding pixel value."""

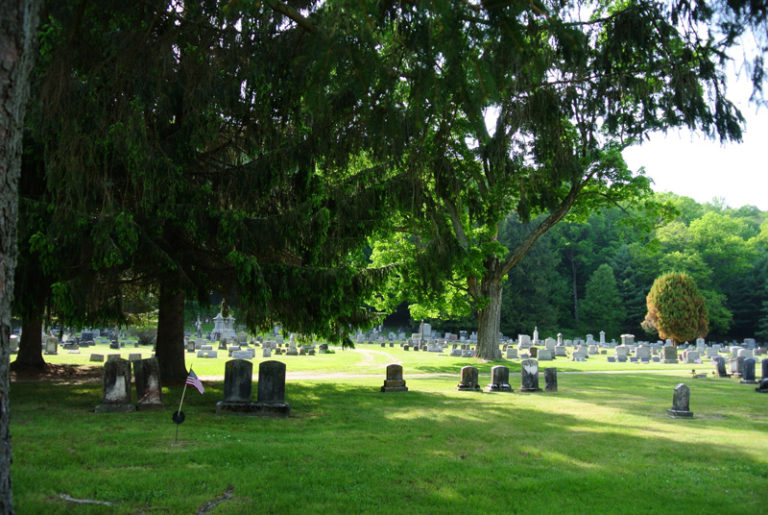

left=43, top=341, right=729, bottom=377
left=10, top=357, right=768, bottom=514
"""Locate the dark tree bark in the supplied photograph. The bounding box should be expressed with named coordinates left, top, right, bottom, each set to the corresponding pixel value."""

left=476, top=275, right=503, bottom=361
left=155, top=282, right=187, bottom=385
left=12, top=309, right=45, bottom=371
left=0, top=0, right=42, bottom=510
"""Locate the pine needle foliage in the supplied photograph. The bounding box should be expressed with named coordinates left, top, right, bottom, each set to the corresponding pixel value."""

left=642, top=272, right=709, bottom=344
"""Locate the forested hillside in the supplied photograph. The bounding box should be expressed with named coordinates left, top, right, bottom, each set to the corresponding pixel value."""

left=431, top=193, right=768, bottom=342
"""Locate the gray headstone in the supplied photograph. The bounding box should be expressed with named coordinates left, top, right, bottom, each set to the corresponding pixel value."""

left=667, top=383, right=693, bottom=418
left=90, top=353, right=104, bottom=363
left=456, top=366, right=481, bottom=391
left=95, top=359, right=135, bottom=412
left=254, top=360, right=290, bottom=416
left=381, top=363, right=408, bottom=392
left=544, top=368, right=557, bottom=392
left=740, top=358, right=757, bottom=384
left=713, top=356, right=728, bottom=377
left=520, top=359, right=542, bottom=392
left=485, top=365, right=512, bottom=392
left=133, top=357, right=163, bottom=409
left=756, top=377, right=768, bottom=393
left=663, top=346, right=678, bottom=364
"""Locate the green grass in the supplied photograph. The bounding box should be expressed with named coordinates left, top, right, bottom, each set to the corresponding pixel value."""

left=11, top=346, right=768, bottom=513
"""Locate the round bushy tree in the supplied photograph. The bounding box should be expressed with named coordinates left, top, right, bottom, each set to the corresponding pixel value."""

left=642, top=272, right=708, bottom=344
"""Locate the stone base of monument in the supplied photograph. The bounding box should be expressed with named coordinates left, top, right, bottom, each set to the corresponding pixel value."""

left=484, top=383, right=513, bottom=392
left=666, top=409, right=693, bottom=418
left=519, top=386, right=543, bottom=392
left=740, top=379, right=758, bottom=384
left=381, top=380, right=408, bottom=392
left=216, top=400, right=290, bottom=417
left=456, top=383, right=481, bottom=392
left=94, top=403, right=136, bottom=413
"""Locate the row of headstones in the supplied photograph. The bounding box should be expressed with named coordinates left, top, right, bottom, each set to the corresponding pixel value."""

left=94, top=357, right=292, bottom=417
left=190, top=341, right=327, bottom=359
left=89, top=353, right=146, bottom=363
left=380, top=360, right=558, bottom=393
left=94, top=357, right=163, bottom=412
left=713, top=356, right=768, bottom=386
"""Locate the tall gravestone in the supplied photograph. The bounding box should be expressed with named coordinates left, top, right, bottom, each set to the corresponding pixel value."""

left=667, top=383, right=693, bottom=418
left=484, top=366, right=513, bottom=392
left=763, top=358, right=768, bottom=380
left=520, top=359, right=542, bottom=392
left=254, top=360, right=290, bottom=417
left=216, top=359, right=258, bottom=414
left=381, top=364, right=408, bottom=392
left=712, top=356, right=729, bottom=377
left=740, top=358, right=757, bottom=384
left=134, top=357, right=163, bottom=409
left=456, top=366, right=481, bottom=392
left=95, top=359, right=135, bottom=412
left=544, top=368, right=558, bottom=392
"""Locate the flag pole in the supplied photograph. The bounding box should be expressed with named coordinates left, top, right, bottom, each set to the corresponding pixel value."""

left=177, top=363, right=195, bottom=415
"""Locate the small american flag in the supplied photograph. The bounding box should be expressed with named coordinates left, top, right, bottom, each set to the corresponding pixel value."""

left=185, top=369, right=205, bottom=394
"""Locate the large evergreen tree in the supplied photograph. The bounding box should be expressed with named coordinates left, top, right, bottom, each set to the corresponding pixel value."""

left=580, top=264, right=626, bottom=339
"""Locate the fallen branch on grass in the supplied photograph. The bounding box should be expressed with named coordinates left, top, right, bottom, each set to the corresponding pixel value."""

left=57, top=493, right=114, bottom=506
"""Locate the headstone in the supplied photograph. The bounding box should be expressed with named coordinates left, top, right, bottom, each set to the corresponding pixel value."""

left=713, top=356, right=729, bottom=377
left=571, top=347, right=587, bottom=361
left=217, top=359, right=258, bottom=414
left=254, top=360, right=290, bottom=416
left=599, top=331, right=606, bottom=345
left=45, top=335, right=58, bottom=355
left=90, top=353, right=104, bottom=362
left=133, top=357, right=163, bottom=409
left=554, top=345, right=567, bottom=357
left=667, top=383, right=693, bottom=418
left=762, top=358, right=768, bottom=379
left=756, top=378, right=768, bottom=393
left=197, top=350, right=218, bottom=358
left=635, top=345, right=651, bottom=361
left=683, top=350, right=700, bottom=364
left=381, top=364, right=408, bottom=392
left=557, top=333, right=563, bottom=346
left=740, top=358, right=757, bottom=384
left=107, top=354, right=122, bottom=362
left=128, top=353, right=142, bottom=362
left=232, top=349, right=255, bottom=359
left=738, top=348, right=754, bottom=360
left=520, top=359, right=542, bottom=392
left=456, top=366, right=481, bottom=392
left=262, top=347, right=272, bottom=358
left=529, top=347, right=538, bottom=358
left=663, top=346, right=678, bottom=364
left=537, top=348, right=553, bottom=361
left=517, top=334, right=532, bottom=349
left=544, top=368, right=557, bottom=392
left=615, top=346, right=628, bottom=362
left=95, top=359, right=135, bottom=412
left=484, top=366, right=513, bottom=392
left=186, top=340, right=195, bottom=353
left=621, top=334, right=635, bottom=346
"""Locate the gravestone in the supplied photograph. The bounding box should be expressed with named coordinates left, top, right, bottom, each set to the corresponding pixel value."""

left=217, top=359, right=258, bottom=414
left=738, top=348, right=754, bottom=360
left=662, top=346, right=678, bottom=364
left=107, top=354, right=122, bottom=362
left=254, top=360, right=290, bottom=416
left=755, top=375, right=768, bottom=393
left=133, top=357, right=163, bottom=409
left=529, top=347, right=538, bottom=358
left=554, top=345, right=567, bottom=357
left=762, top=358, right=768, bottom=379
left=504, top=347, right=518, bottom=360
left=571, top=347, right=587, bottom=361
left=621, top=334, right=635, bottom=346
left=456, top=366, right=481, bottom=392
left=45, top=336, right=58, bottom=355
left=517, top=334, right=532, bottom=349
left=538, top=348, right=553, bottom=361
left=544, top=368, right=557, bottom=392
left=667, top=383, right=693, bottom=418
left=615, top=346, right=628, bottom=362
left=262, top=346, right=272, bottom=358
left=381, top=364, right=408, bottom=392
left=712, top=356, right=729, bottom=377
left=232, top=349, right=255, bottom=359
left=128, top=353, right=142, bottom=362
left=740, top=358, right=758, bottom=384
left=90, top=353, right=104, bottom=363
left=683, top=350, right=700, bottom=364
left=635, top=345, right=651, bottom=361
left=186, top=340, right=195, bottom=353
left=95, top=359, right=135, bottom=412
left=520, top=359, right=542, bottom=392
left=484, top=366, right=513, bottom=392
left=197, top=350, right=218, bottom=358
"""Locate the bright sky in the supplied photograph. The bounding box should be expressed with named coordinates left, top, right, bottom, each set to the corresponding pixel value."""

left=623, top=71, right=768, bottom=211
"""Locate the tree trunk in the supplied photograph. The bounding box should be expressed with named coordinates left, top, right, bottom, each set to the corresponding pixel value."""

left=570, top=254, right=579, bottom=325
left=1, top=1, right=42, bottom=510
left=475, top=276, right=503, bottom=361
left=13, top=310, right=46, bottom=370
left=155, top=282, right=187, bottom=385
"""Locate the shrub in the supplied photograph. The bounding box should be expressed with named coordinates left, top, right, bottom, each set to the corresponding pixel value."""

left=642, top=272, right=708, bottom=344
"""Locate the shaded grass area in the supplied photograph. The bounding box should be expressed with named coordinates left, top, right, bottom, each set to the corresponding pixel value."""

left=11, top=372, right=768, bottom=513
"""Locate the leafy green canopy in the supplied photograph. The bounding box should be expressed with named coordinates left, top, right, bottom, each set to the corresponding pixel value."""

left=642, top=272, right=709, bottom=343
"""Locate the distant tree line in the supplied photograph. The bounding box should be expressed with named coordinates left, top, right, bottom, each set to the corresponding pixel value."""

left=428, top=193, right=768, bottom=342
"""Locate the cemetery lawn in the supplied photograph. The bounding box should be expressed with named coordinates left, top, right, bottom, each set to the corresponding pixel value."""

left=11, top=360, right=768, bottom=513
